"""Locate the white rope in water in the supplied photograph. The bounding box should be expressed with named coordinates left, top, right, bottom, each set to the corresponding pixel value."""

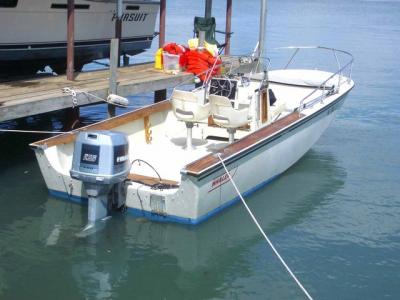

left=217, top=154, right=313, bottom=300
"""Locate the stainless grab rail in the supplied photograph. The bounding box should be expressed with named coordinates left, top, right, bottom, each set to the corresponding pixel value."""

left=170, top=46, right=353, bottom=113
left=171, top=53, right=270, bottom=91
left=275, top=46, right=354, bottom=111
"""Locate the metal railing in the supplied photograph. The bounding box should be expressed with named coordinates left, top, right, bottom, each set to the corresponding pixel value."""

left=274, top=46, right=354, bottom=111
left=171, top=53, right=269, bottom=92
left=170, top=46, right=353, bottom=113
left=221, top=54, right=270, bottom=76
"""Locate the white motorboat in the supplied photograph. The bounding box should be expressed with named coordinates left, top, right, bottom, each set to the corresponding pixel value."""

left=30, top=46, right=354, bottom=226
left=0, top=0, right=159, bottom=74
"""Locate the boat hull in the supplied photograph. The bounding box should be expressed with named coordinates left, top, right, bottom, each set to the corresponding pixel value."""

left=33, top=90, right=349, bottom=225
left=124, top=94, right=347, bottom=224
left=0, top=0, right=159, bottom=73
left=30, top=44, right=355, bottom=225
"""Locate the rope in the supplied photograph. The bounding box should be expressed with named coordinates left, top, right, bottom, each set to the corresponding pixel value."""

left=0, top=129, right=68, bottom=134
left=130, top=158, right=162, bottom=183
left=217, top=154, right=313, bottom=300
left=62, top=87, right=137, bottom=108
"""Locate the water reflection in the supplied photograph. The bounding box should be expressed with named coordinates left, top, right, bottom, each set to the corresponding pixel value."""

left=0, top=149, right=345, bottom=299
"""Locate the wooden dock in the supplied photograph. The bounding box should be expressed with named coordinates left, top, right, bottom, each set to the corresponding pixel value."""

left=0, top=63, right=192, bottom=123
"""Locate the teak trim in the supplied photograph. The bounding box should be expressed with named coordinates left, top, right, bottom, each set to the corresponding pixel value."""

left=260, top=89, right=269, bottom=123
left=127, top=173, right=179, bottom=187
left=184, top=111, right=304, bottom=176
left=30, top=100, right=171, bottom=148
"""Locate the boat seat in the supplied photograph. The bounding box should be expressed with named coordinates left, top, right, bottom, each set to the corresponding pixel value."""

left=209, top=94, right=250, bottom=143
left=170, top=89, right=210, bottom=149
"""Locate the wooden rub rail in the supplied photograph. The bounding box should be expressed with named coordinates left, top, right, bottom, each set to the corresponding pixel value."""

left=184, top=112, right=305, bottom=176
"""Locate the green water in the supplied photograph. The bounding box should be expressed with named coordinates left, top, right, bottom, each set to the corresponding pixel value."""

left=1, top=0, right=400, bottom=299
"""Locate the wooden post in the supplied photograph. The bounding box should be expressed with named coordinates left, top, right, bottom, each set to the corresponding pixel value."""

left=154, top=89, right=167, bottom=102
left=63, top=107, right=80, bottom=130
left=261, top=88, right=270, bottom=123
left=155, top=0, right=167, bottom=103
left=225, top=0, right=232, bottom=55
left=159, top=0, right=166, bottom=47
left=115, top=0, right=123, bottom=67
left=67, top=0, right=75, bottom=80
left=108, top=38, right=119, bottom=117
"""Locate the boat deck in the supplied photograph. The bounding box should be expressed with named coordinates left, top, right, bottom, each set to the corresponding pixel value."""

left=126, top=110, right=307, bottom=185
left=0, top=62, right=192, bottom=123
left=129, top=118, right=249, bottom=183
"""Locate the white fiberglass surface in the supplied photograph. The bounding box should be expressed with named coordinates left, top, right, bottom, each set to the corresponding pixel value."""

left=269, top=69, right=344, bottom=88
left=269, top=74, right=353, bottom=112
left=127, top=113, right=246, bottom=182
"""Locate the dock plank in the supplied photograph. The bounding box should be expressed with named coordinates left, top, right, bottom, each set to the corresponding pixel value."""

left=0, top=63, right=192, bottom=122
left=0, top=68, right=172, bottom=100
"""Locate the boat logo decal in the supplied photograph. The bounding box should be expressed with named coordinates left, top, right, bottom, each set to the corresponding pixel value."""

left=80, top=144, right=100, bottom=165
left=116, top=155, right=129, bottom=163
left=114, top=144, right=129, bottom=165
left=111, top=12, right=149, bottom=22
left=83, top=153, right=97, bottom=163
left=208, top=167, right=237, bottom=193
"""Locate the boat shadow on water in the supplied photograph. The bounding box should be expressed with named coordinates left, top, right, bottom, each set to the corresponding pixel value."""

left=0, top=148, right=346, bottom=299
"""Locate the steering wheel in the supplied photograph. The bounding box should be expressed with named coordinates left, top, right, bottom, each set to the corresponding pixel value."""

left=210, top=78, right=233, bottom=98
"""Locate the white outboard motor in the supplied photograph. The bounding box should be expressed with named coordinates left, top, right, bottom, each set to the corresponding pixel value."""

left=70, top=131, right=130, bottom=224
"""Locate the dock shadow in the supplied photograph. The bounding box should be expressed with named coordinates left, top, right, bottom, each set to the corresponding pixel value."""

left=0, top=72, right=55, bottom=87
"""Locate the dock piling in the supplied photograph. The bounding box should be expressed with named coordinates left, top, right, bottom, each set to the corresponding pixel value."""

left=67, top=0, right=75, bottom=81
left=108, top=38, right=119, bottom=117
left=63, top=107, right=80, bottom=130
left=154, top=0, right=167, bottom=103
left=225, top=0, right=232, bottom=55
left=115, top=0, right=123, bottom=67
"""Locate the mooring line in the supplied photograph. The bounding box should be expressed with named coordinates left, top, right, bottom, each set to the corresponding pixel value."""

left=217, top=154, right=313, bottom=300
left=62, top=87, right=137, bottom=108
left=0, top=129, right=68, bottom=134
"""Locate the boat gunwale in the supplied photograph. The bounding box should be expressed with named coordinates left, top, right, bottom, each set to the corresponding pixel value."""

left=183, top=84, right=353, bottom=178
left=183, top=111, right=305, bottom=177
left=30, top=100, right=171, bottom=149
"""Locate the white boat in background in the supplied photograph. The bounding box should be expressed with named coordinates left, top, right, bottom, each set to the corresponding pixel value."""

left=30, top=46, right=354, bottom=226
left=0, top=0, right=159, bottom=74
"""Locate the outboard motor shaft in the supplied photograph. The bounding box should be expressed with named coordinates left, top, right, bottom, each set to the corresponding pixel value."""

left=70, top=131, right=130, bottom=224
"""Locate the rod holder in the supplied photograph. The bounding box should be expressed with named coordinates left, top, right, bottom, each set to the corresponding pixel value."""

left=185, top=122, right=194, bottom=150
left=227, top=128, right=236, bottom=144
